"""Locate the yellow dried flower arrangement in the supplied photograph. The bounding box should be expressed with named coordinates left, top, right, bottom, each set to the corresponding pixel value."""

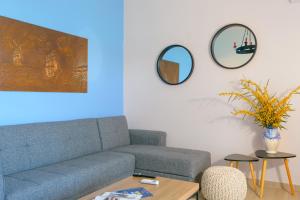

left=220, top=79, right=300, bottom=129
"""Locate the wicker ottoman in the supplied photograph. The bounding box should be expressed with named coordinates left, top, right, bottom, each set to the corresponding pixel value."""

left=201, top=166, right=247, bottom=200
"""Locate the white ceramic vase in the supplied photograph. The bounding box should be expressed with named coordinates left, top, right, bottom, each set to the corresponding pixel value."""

left=264, top=128, right=280, bottom=154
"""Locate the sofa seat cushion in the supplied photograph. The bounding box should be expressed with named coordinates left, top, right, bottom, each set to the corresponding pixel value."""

left=113, top=145, right=211, bottom=179
left=4, top=152, right=135, bottom=200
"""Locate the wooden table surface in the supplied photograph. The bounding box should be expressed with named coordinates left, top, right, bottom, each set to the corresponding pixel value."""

left=78, top=176, right=199, bottom=200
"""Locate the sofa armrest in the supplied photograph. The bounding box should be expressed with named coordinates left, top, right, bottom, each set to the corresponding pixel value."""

left=129, top=129, right=166, bottom=146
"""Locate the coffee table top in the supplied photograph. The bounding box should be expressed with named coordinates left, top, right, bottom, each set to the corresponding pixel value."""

left=255, top=150, right=296, bottom=159
left=78, top=176, right=199, bottom=200
left=225, top=154, right=259, bottom=162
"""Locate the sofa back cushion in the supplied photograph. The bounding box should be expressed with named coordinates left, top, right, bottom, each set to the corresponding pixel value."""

left=97, top=116, right=130, bottom=150
left=0, top=119, right=101, bottom=175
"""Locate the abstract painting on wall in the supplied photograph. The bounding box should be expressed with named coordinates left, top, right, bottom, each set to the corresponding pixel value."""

left=0, top=16, right=88, bottom=93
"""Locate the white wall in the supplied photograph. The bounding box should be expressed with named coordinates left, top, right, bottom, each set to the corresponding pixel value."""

left=124, top=0, right=300, bottom=185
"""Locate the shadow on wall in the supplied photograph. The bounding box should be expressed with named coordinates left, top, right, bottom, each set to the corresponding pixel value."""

left=190, top=96, right=264, bottom=141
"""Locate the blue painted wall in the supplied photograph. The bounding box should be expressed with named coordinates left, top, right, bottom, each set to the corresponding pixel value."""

left=0, top=0, right=124, bottom=125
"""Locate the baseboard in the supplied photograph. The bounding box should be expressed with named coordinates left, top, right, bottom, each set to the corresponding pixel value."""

left=247, top=178, right=300, bottom=192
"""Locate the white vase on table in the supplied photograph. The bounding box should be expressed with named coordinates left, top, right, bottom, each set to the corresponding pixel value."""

left=264, top=128, right=280, bottom=154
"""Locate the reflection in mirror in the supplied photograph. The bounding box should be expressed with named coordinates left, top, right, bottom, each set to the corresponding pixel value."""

left=157, top=45, right=194, bottom=85
left=211, top=24, right=257, bottom=69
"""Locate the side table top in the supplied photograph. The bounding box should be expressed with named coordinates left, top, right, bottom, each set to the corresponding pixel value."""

left=255, top=150, right=296, bottom=159
left=225, top=154, right=259, bottom=162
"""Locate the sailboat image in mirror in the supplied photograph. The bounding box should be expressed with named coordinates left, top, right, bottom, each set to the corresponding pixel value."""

left=0, top=16, right=88, bottom=93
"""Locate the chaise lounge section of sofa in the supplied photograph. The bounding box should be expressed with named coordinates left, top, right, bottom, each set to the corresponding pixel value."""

left=0, top=116, right=211, bottom=200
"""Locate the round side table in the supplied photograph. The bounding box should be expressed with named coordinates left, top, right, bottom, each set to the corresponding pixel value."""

left=255, top=150, right=296, bottom=198
left=225, top=154, right=259, bottom=190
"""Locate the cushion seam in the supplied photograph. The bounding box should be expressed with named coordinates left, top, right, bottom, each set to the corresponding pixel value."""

left=135, top=168, right=193, bottom=179
left=5, top=175, right=39, bottom=185
left=96, top=120, right=104, bottom=151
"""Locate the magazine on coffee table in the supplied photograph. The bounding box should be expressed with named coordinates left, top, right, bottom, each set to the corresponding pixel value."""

left=94, top=192, right=142, bottom=200
left=95, top=187, right=152, bottom=200
left=115, top=187, right=153, bottom=198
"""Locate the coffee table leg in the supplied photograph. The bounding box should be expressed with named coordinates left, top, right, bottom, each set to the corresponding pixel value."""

left=236, top=161, right=239, bottom=169
left=230, top=161, right=235, bottom=167
left=284, top=159, right=295, bottom=195
left=249, top=161, right=257, bottom=191
left=195, top=190, right=200, bottom=200
left=259, top=160, right=267, bottom=199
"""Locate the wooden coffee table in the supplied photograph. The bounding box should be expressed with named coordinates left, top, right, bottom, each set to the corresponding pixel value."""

left=78, top=176, right=200, bottom=200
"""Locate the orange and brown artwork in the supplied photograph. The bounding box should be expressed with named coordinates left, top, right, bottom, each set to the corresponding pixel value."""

left=0, top=16, right=88, bottom=93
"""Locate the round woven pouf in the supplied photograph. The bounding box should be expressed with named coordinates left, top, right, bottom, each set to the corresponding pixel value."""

left=201, top=166, right=247, bottom=200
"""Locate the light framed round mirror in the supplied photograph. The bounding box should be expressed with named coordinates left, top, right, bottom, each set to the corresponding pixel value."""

left=211, top=24, right=257, bottom=69
left=157, top=45, right=194, bottom=85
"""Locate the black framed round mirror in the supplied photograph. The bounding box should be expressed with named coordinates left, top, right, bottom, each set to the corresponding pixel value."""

left=157, top=45, right=194, bottom=85
left=211, top=24, right=257, bottom=69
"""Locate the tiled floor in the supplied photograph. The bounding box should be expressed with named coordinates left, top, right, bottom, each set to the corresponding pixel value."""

left=245, top=186, right=299, bottom=200
left=190, top=186, right=299, bottom=200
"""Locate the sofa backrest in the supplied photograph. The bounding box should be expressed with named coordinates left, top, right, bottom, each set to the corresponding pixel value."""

left=97, top=116, right=130, bottom=150
left=0, top=119, right=101, bottom=175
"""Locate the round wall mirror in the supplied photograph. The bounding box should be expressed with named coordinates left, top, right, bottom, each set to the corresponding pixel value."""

left=211, top=24, right=257, bottom=69
left=157, top=45, right=194, bottom=85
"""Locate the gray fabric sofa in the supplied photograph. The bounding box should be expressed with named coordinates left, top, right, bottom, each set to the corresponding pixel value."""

left=0, top=116, right=211, bottom=200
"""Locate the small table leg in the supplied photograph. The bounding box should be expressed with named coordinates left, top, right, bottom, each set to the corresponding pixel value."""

left=230, top=161, right=235, bottom=167
left=249, top=161, right=257, bottom=191
left=284, top=159, right=295, bottom=195
left=236, top=161, right=239, bottom=169
left=259, top=160, right=267, bottom=199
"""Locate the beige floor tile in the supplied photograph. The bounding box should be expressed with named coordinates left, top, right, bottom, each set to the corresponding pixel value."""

left=189, top=186, right=299, bottom=200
